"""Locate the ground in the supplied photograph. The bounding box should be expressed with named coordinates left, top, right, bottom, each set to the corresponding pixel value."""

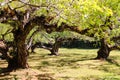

left=0, top=48, right=120, bottom=80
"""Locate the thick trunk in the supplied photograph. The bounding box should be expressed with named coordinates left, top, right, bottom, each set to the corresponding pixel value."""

left=7, top=46, right=28, bottom=69
left=7, top=30, right=29, bottom=69
left=7, top=45, right=29, bottom=69
left=49, top=40, right=61, bottom=56
left=95, top=38, right=111, bottom=60
left=96, top=47, right=110, bottom=60
left=7, top=56, right=18, bottom=69
left=0, top=14, right=46, bottom=70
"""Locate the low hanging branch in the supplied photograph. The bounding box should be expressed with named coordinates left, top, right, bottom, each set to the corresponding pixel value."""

left=26, top=28, right=41, bottom=50
left=110, top=45, right=120, bottom=50
left=18, top=0, right=42, bottom=8
left=30, top=36, right=74, bottom=55
left=1, top=0, right=113, bottom=60
left=0, top=0, right=90, bottom=35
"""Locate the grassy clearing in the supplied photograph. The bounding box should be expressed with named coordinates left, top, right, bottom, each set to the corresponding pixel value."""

left=0, top=48, right=120, bottom=80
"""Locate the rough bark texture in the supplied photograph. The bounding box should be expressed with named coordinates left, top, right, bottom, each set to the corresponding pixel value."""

left=0, top=2, right=94, bottom=71
left=7, top=16, right=46, bottom=69
left=95, top=38, right=111, bottom=60
left=7, top=29, right=29, bottom=69
left=7, top=17, right=41, bottom=69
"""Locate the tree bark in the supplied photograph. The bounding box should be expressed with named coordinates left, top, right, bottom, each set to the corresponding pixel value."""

left=7, top=44, right=29, bottom=69
left=95, top=38, right=111, bottom=60
left=49, top=38, right=62, bottom=56
left=7, top=16, right=45, bottom=69
left=7, top=29, right=29, bottom=69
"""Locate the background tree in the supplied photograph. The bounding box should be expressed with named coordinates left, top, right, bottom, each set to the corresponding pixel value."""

left=0, top=0, right=120, bottom=71
left=0, top=0, right=50, bottom=69
left=0, top=0, right=90, bottom=70
left=30, top=31, right=80, bottom=55
left=88, top=0, right=120, bottom=60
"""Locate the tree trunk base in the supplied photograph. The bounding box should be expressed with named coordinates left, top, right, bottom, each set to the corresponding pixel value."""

left=95, top=38, right=111, bottom=60
left=95, top=48, right=110, bottom=60
left=94, top=57, right=106, bottom=61
left=48, top=52, right=59, bottom=56
left=7, top=57, right=29, bottom=70
left=0, top=68, right=13, bottom=73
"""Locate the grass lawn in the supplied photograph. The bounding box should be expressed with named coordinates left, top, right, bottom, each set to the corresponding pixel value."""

left=0, top=48, right=120, bottom=80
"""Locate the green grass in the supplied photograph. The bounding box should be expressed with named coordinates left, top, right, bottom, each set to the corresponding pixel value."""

left=28, top=48, right=120, bottom=80
left=0, top=48, right=120, bottom=80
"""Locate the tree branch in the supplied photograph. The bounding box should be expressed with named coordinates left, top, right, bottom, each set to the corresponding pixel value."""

left=19, top=0, right=46, bottom=8
left=41, top=45, right=52, bottom=51
left=27, top=29, right=40, bottom=50
left=112, top=36, right=120, bottom=40
left=110, top=45, right=120, bottom=50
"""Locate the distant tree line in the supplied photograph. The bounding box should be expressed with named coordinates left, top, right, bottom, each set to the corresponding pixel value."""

left=62, top=39, right=100, bottom=49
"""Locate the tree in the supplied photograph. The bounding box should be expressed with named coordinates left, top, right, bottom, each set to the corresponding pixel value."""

left=0, top=0, right=49, bottom=69
left=0, top=0, right=89, bottom=70
left=95, top=38, right=120, bottom=60
left=30, top=31, right=78, bottom=55
left=0, top=0, right=119, bottom=70
left=66, top=0, right=120, bottom=60
left=93, top=0, right=120, bottom=60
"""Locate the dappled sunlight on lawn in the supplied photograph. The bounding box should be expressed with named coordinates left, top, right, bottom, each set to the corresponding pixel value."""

left=28, top=48, right=120, bottom=80
left=0, top=48, right=120, bottom=80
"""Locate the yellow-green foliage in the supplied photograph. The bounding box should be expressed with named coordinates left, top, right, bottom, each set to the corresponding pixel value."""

left=0, top=0, right=120, bottom=41
left=0, top=23, right=13, bottom=41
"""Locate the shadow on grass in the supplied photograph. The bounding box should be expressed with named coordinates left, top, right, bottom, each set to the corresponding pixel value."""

left=106, top=59, right=120, bottom=67
left=0, top=68, right=12, bottom=73
left=34, top=56, right=95, bottom=69
left=29, top=50, right=97, bottom=68
left=0, top=68, right=11, bottom=80
left=55, top=57, right=94, bottom=64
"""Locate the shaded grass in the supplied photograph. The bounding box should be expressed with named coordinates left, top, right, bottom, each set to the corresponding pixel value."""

left=28, top=48, right=120, bottom=80
left=0, top=48, right=120, bottom=80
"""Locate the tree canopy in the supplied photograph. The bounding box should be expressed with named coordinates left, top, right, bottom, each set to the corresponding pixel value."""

left=0, top=0, right=120, bottom=69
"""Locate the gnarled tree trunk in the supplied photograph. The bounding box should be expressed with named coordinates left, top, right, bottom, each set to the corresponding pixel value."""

left=6, top=15, right=45, bottom=69
left=30, top=38, right=62, bottom=56
left=95, top=38, right=111, bottom=60
left=49, top=40, right=62, bottom=56
left=7, top=29, right=29, bottom=69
